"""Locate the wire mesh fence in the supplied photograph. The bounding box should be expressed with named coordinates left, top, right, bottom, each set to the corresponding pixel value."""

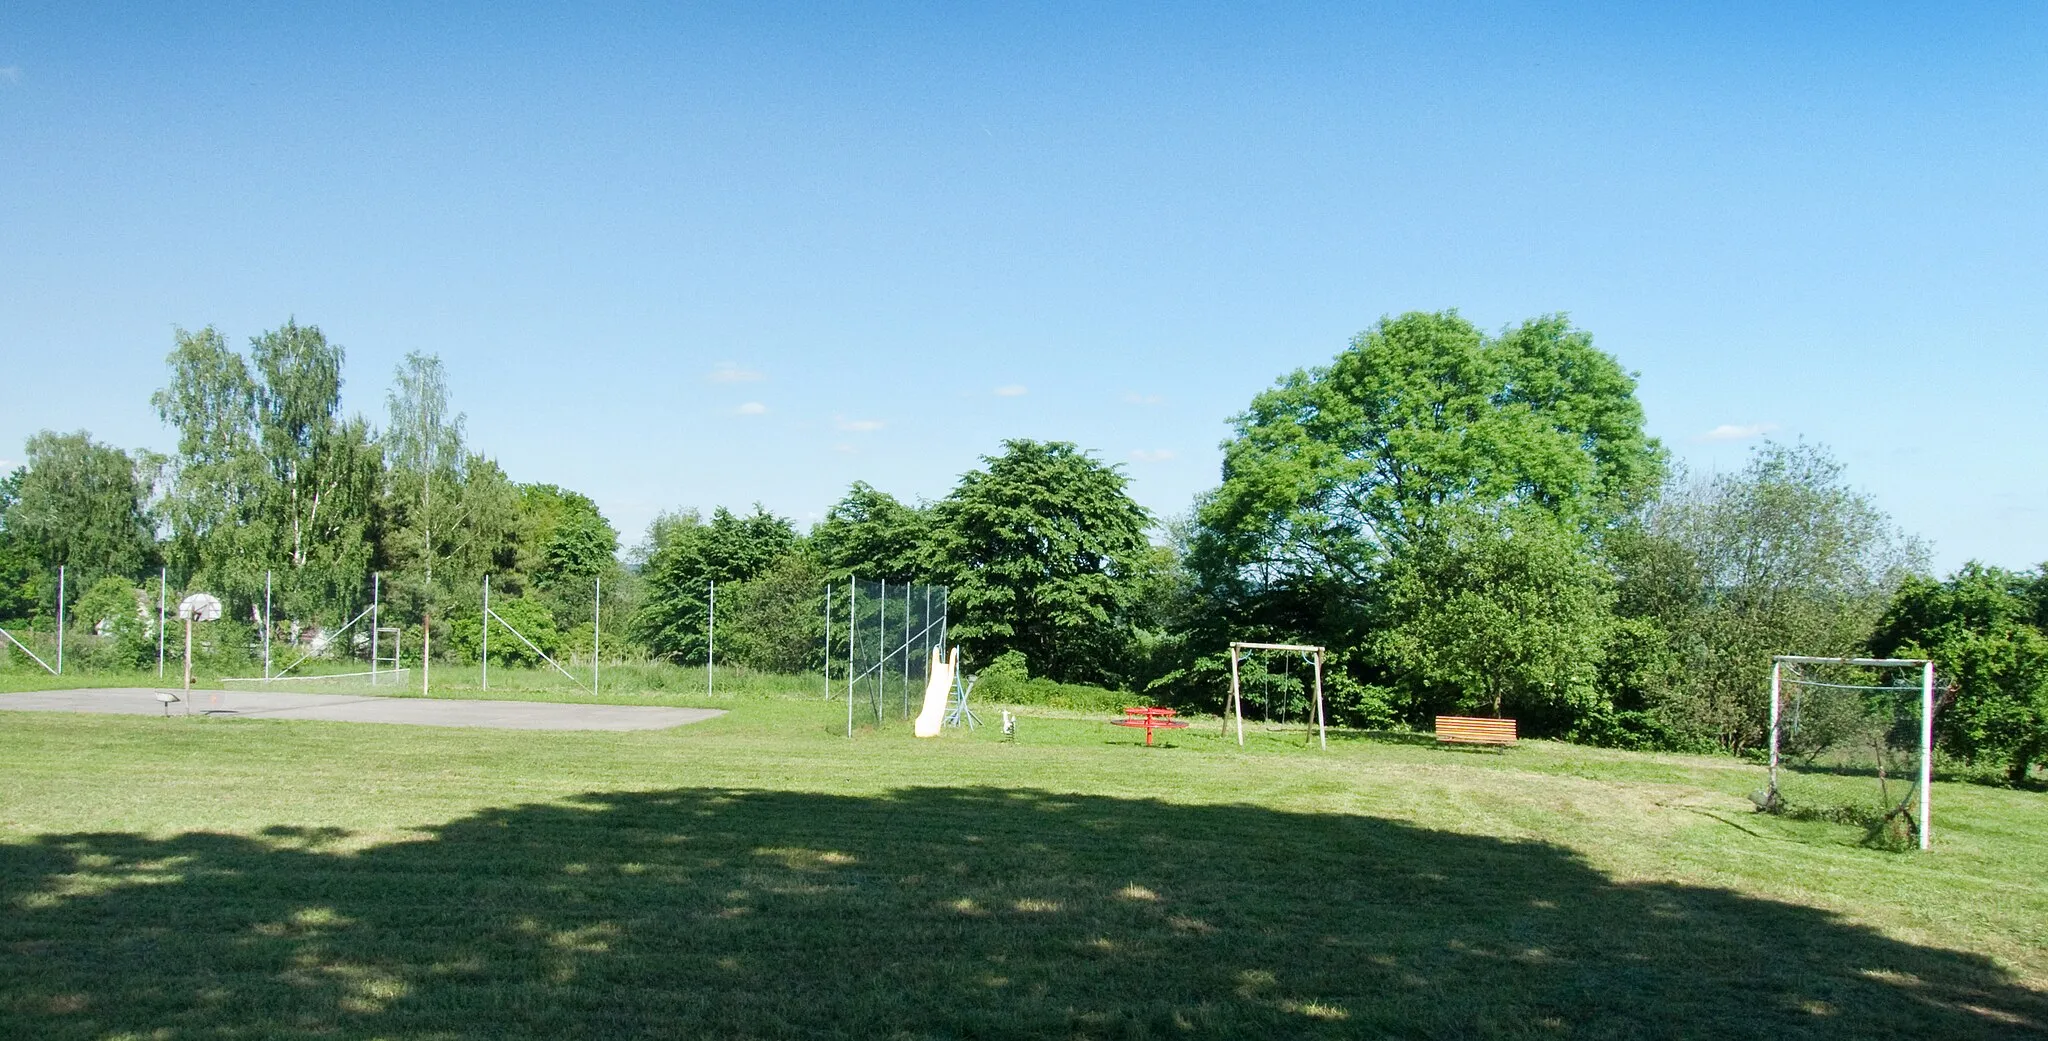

left=829, top=578, right=948, bottom=731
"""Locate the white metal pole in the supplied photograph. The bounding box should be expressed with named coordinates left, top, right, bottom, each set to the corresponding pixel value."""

left=1920, top=661, right=1935, bottom=850
left=56, top=565, right=64, bottom=675
left=707, top=580, right=715, bottom=697
left=183, top=615, right=193, bottom=694
left=264, top=570, right=272, bottom=680
left=157, top=568, right=167, bottom=678
left=823, top=583, right=832, bottom=701
left=1229, top=645, right=1244, bottom=746
left=902, top=582, right=910, bottom=718
left=1768, top=661, right=1782, bottom=809
left=592, top=576, right=601, bottom=693
left=1314, top=650, right=1327, bottom=750
left=847, top=579, right=856, bottom=737
left=371, top=573, right=380, bottom=685
left=481, top=575, right=490, bottom=691
left=422, top=608, right=430, bottom=696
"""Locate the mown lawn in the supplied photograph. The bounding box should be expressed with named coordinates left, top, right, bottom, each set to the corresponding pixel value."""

left=1, top=680, right=2044, bottom=1039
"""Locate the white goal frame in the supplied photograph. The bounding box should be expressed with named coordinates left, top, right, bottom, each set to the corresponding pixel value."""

left=1769, top=655, right=1935, bottom=850
left=1228, top=642, right=1327, bottom=750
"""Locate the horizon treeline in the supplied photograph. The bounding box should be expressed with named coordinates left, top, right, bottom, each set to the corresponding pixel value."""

left=3, top=312, right=2043, bottom=780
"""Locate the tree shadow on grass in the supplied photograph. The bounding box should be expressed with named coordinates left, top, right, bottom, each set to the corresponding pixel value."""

left=3, top=787, right=2043, bottom=1040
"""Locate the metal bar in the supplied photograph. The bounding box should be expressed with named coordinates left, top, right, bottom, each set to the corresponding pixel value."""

left=902, top=582, right=911, bottom=719
left=0, top=627, right=58, bottom=675
left=1920, top=661, right=1934, bottom=850
left=56, top=565, right=64, bottom=675
left=264, top=570, right=272, bottom=680
left=1230, top=641, right=1325, bottom=653
left=846, top=578, right=855, bottom=737
left=481, top=575, right=490, bottom=691
left=157, top=568, right=167, bottom=678
left=592, top=576, right=601, bottom=694
left=1768, top=661, right=1782, bottom=808
left=1776, top=678, right=1922, bottom=692
left=371, top=573, right=380, bottom=684
left=1771, top=655, right=1931, bottom=666
left=487, top=605, right=586, bottom=688
left=823, top=583, right=832, bottom=701
left=707, top=580, right=715, bottom=697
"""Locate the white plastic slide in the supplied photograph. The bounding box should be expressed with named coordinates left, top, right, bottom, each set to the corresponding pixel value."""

left=914, top=647, right=957, bottom=738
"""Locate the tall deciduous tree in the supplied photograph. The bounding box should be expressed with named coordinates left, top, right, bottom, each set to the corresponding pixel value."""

left=1, top=431, right=157, bottom=603
left=249, top=320, right=380, bottom=620
left=811, top=482, right=932, bottom=581
left=1611, top=443, right=1926, bottom=753
left=153, top=326, right=265, bottom=603
left=928, top=440, right=1151, bottom=683
left=631, top=506, right=797, bottom=663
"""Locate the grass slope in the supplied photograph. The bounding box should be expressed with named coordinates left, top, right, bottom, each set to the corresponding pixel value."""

left=2, top=684, right=2044, bottom=1039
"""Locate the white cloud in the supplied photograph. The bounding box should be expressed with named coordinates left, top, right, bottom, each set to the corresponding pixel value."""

left=993, top=384, right=1028, bottom=397
left=832, top=443, right=857, bottom=454
left=1123, top=392, right=1164, bottom=406
left=708, top=362, right=764, bottom=383
left=836, top=417, right=884, bottom=432
left=1698, top=423, right=1778, bottom=443
left=1129, top=448, right=1176, bottom=462
left=0, top=67, right=19, bottom=84
left=734, top=402, right=768, bottom=415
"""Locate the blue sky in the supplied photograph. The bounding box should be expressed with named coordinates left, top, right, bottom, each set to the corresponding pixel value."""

left=3, top=3, right=2043, bottom=570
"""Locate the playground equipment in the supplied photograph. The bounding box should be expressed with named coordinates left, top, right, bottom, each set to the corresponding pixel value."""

left=1226, top=641, right=1328, bottom=749
left=1112, top=706, right=1188, bottom=746
left=914, top=647, right=957, bottom=737
left=177, top=592, right=223, bottom=709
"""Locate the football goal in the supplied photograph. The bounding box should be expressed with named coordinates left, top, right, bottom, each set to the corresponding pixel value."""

left=1764, top=655, right=1937, bottom=850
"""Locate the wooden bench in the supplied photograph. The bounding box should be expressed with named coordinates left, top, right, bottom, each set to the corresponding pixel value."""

left=1435, top=715, right=1517, bottom=748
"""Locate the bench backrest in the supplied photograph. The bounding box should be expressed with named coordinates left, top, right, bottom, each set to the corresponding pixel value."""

left=1435, top=715, right=1518, bottom=743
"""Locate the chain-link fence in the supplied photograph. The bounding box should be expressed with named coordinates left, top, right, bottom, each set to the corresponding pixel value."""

left=829, top=578, right=947, bottom=732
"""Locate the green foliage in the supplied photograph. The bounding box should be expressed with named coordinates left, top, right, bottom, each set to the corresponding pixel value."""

left=715, top=550, right=827, bottom=674
left=1, top=430, right=156, bottom=600
left=632, top=506, right=798, bottom=662
left=928, top=440, right=1152, bottom=685
left=444, top=595, right=565, bottom=667
left=1610, top=442, right=1925, bottom=754
left=1198, top=310, right=1662, bottom=595
left=68, top=576, right=157, bottom=669
left=812, top=481, right=932, bottom=581
left=1379, top=507, right=1612, bottom=726
left=1872, top=564, right=2048, bottom=783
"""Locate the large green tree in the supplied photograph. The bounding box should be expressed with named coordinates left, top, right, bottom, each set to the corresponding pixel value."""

left=153, top=326, right=266, bottom=605
left=1, top=431, right=157, bottom=605
left=1199, top=311, right=1662, bottom=595
left=928, top=440, right=1151, bottom=683
left=1871, top=564, right=2048, bottom=784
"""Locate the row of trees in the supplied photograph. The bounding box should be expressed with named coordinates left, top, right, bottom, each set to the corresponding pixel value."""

left=3, top=312, right=2041, bottom=780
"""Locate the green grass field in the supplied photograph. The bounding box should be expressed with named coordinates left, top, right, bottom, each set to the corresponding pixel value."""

left=2, top=674, right=2044, bottom=1039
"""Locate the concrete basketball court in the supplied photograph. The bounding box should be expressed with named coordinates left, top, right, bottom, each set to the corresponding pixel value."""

left=0, top=687, right=724, bottom=731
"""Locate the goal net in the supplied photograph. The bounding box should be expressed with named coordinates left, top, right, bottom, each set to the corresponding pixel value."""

left=835, top=578, right=948, bottom=731
left=1765, top=656, right=1937, bottom=849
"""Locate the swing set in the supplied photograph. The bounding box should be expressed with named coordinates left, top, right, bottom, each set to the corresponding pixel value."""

left=1226, top=641, right=1328, bottom=749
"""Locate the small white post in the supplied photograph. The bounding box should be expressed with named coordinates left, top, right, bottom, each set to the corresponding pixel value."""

left=264, top=570, right=273, bottom=680
left=592, top=576, right=601, bottom=693
left=706, top=580, right=715, bottom=697
left=371, top=573, right=381, bottom=685
left=157, top=568, right=167, bottom=678
left=1768, top=661, right=1782, bottom=809
left=481, top=575, right=490, bottom=691
left=1920, top=660, right=1935, bottom=850
left=56, top=565, right=64, bottom=675
left=1313, top=650, right=1327, bottom=750
left=1228, top=644, right=1245, bottom=747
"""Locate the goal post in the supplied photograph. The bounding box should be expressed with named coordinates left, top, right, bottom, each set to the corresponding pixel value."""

left=1227, top=642, right=1327, bottom=750
left=1766, top=655, right=1936, bottom=850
